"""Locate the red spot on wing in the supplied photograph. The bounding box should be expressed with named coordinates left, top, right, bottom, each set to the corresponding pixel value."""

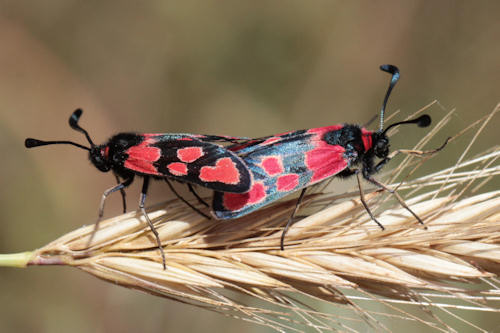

left=177, top=146, right=204, bottom=162
left=124, top=136, right=161, bottom=174
left=305, top=146, right=347, bottom=183
left=223, top=182, right=266, bottom=211
left=361, top=128, right=373, bottom=152
left=167, top=162, right=188, bottom=176
left=304, top=126, right=348, bottom=183
left=307, top=125, right=344, bottom=136
left=199, top=157, right=240, bottom=184
left=261, top=137, right=281, bottom=145
left=178, top=138, right=193, bottom=141
left=260, top=156, right=283, bottom=176
left=276, top=174, right=299, bottom=192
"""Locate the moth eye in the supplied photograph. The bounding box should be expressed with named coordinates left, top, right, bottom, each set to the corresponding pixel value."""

left=377, top=138, right=388, bottom=149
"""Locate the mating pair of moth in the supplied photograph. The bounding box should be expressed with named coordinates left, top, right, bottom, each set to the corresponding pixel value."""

left=26, top=65, right=446, bottom=269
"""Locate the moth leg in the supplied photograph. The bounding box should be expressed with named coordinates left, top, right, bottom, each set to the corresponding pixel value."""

left=280, top=188, right=307, bottom=251
left=356, top=171, right=385, bottom=230
left=165, top=180, right=211, bottom=219
left=365, top=175, right=427, bottom=229
left=139, top=177, right=167, bottom=269
left=87, top=176, right=134, bottom=248
left=115, top=174, right=127, bottom=213
left=188, top=184, right=209, bottom=207
left=382, top=137, right=451, bottom=168
left=365, top=138, right=450, bottom=227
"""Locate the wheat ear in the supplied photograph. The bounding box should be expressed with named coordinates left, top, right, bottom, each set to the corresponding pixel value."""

left=2, top=103, right=499, bottom=332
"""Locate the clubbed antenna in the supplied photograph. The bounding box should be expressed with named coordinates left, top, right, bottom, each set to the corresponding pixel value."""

left=24, top=109, right=93, bottom=151
left=382, top=114, right=431, bottom=136
left=24, top=138, right=90, bottom=151
left=69, top=109, right=94, bottom=146
left=379, top=64, right=400, bottom=131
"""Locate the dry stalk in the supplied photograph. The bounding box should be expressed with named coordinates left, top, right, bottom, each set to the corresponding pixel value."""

left=2, top=103, right=500, bottom=332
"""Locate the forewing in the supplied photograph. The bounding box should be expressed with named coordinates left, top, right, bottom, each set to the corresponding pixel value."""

left=212, top=126, right=349, bottom=219
left=124, top=134, right=252, bottom=193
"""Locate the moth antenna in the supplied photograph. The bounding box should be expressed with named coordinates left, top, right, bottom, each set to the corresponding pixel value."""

left=382, top=114, right=431, bottom=136
left=69, top=109, right=95, bottom=146
left=24, top=109, right=94, bottom=151
left=25, top=138, right=90, bottom=151
left=379, top=64, right=400, bottom=131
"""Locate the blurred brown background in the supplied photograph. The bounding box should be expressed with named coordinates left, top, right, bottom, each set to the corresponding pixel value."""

left=1, top=1, right=499, bottom=332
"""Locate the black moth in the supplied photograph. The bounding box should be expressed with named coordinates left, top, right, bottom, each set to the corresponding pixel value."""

left=25, top=110, right=253, bottom=269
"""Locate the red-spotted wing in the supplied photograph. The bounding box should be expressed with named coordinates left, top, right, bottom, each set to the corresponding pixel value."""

left=123, top=133, right=252, bottom=193
left=212, top=126, right=356, bottom=218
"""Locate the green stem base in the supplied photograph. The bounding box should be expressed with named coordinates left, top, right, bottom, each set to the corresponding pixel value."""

left=0, top=252, right=33, bottom=268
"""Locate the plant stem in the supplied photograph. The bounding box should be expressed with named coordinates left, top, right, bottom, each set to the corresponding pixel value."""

left=0, top=251, right=33, bottom=268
